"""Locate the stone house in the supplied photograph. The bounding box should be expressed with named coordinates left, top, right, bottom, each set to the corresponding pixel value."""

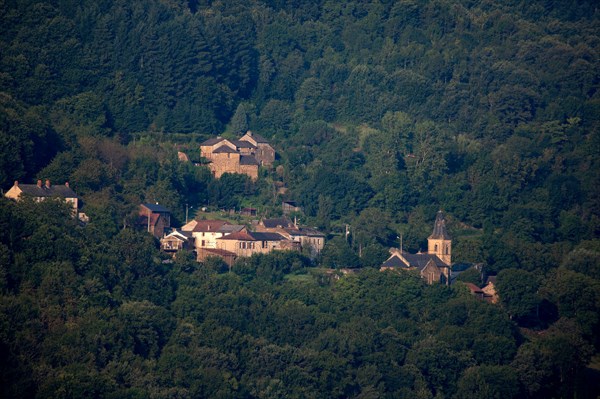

left=255, top=217, right=325, bottom=257
left=282, top=201, right=302, bottom=214
left=197, top=248, right=237, bottom=267
left=482, top=276, right=499, bottom=303
left=463, top=282, right=486, bottom=299
left=181, top=219, right=246, bottom=253
left=138, top=203, right=171, bottom=238
left=199, top=131, right=275, bottom=180
left=216, top=230, right=300, bottom=257
left=381, top=211, right=452, bottom=285
left=239, top=131, right=275, bottom=166
left=5, top=179, right=79, bottom=213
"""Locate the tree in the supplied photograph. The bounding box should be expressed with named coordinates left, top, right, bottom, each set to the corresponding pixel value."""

left=495, top=268, right=540, bottom=324
left=405, top=337, right=474, bottom=397
left=455, top=267, right=481, bottom=285
left=230, top=102, right=251, bottom=135
left=117, top=300, right=175, bottom=359
left=455, top=365, right=519, bottom=399
left=540, top=268, right=600, bottom=337
left=320, top=236, right=360, bottom=269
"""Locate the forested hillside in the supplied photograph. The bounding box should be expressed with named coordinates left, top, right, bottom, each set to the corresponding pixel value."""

left=1, top=0, right=599, bottom=397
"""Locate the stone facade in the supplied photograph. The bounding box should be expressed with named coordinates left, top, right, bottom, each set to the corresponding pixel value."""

left=216, top=230, right=300, bottom=257
left=427, top=210, right=452, bottom=265
left=200, top=131, right=275, bottom=181
left=381, top=211, right=452, bottom=285
left=181, top=219, right=245, bottom=251
left=138, top=203, right=171, bottom=238
left=255, top=217, right=325, bottom=257
left=5, top=180, right=79, bottom=213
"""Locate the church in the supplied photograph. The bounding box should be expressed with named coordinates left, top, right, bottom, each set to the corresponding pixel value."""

left=381, top=211, right=452, bottom=285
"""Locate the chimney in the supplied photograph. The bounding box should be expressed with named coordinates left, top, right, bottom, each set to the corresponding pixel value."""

left=37, top=180, right=42, bottom=187
left=65, top=182, right=69, bottom=188
left=45, top=179, right=50, bottom=188
left=14, top=180, right=18, bottom=186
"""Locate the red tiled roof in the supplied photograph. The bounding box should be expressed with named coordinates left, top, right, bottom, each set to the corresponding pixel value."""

left=191, top=220, right=230, bottom=232
left=463, top=282, right=483, bottom=293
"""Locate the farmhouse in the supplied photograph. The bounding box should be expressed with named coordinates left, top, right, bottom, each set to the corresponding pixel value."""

left=200, top=131, right=275, bottom=180
left=181, top=219, right=246, bottom=252
left=5, top=179, right=79, bottom=214
left=216, top=230, right=300, bottom=257
left=255, top=217, right=325, bottom=257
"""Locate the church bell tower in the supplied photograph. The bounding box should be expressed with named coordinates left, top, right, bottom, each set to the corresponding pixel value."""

left=428, top=210, right=451, bottom=265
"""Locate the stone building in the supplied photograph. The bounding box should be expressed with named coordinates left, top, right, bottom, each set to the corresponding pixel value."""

left=138, top=203, right=171, bottom=238
left=255, top=217, right=326, bottom=257
left=381, top=211, right=452, bottom=285
left=5, top=179, right=79, bottom=213
left=216, top=230, right=300, bottom=257
left=239, top=131, right=275, bottom=166
left=199, top=131, right=275, bottom=181
left=180, top=219, right=246, bottom=252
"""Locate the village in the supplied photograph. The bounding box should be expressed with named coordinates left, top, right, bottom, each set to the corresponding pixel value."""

left=3, top=130, right=497, bottom=301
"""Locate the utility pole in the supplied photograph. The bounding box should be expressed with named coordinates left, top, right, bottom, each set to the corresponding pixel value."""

left=185, top=203, right=193, bottom=224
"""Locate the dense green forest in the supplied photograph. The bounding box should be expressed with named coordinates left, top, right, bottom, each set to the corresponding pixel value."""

left=1, top=0, right=599, bottom=397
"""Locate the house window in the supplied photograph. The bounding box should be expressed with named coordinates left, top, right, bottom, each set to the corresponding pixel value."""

left=434, top=244, right=438, bottom=252
left=262, top=241, right=267, bottom=248
left=201, top=240, right=205, bottom=247
left=445, top=245, right=449, bottom=255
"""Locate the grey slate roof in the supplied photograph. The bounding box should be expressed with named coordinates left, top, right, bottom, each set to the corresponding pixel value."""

left=233, top=140, right=256, bottom=149
left=429, top=210, right=451, bottom=240
left=243, top=131, right=269, bottom=143
left=251, top=232, right=286, bottom=241
left=298, top=227, right=325, bottom=237
left=382, top=251, right=446, bottom=271
left=213, top=145, right=238, bottom=154
left=142, top=203, right=171, bottom=213
left=217, top=224, right=246, bottom=234
left=18, top=184, right=77, bottom=198
left=218, top=231, right=256, bottom=241
left=262, top=217, right=294, bottom=228
left=250, top=132, right=269, bottom=143
left=382, top=255, right=409, bottom=268
left=403, top=253, right=446, bottom=270
left=240, top=155, right=259, bottom=165
left=201, top=137, right=226, bottom=146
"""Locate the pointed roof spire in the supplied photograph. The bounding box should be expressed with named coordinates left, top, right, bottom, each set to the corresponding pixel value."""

left=429, top=210, right=450, bottom=240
